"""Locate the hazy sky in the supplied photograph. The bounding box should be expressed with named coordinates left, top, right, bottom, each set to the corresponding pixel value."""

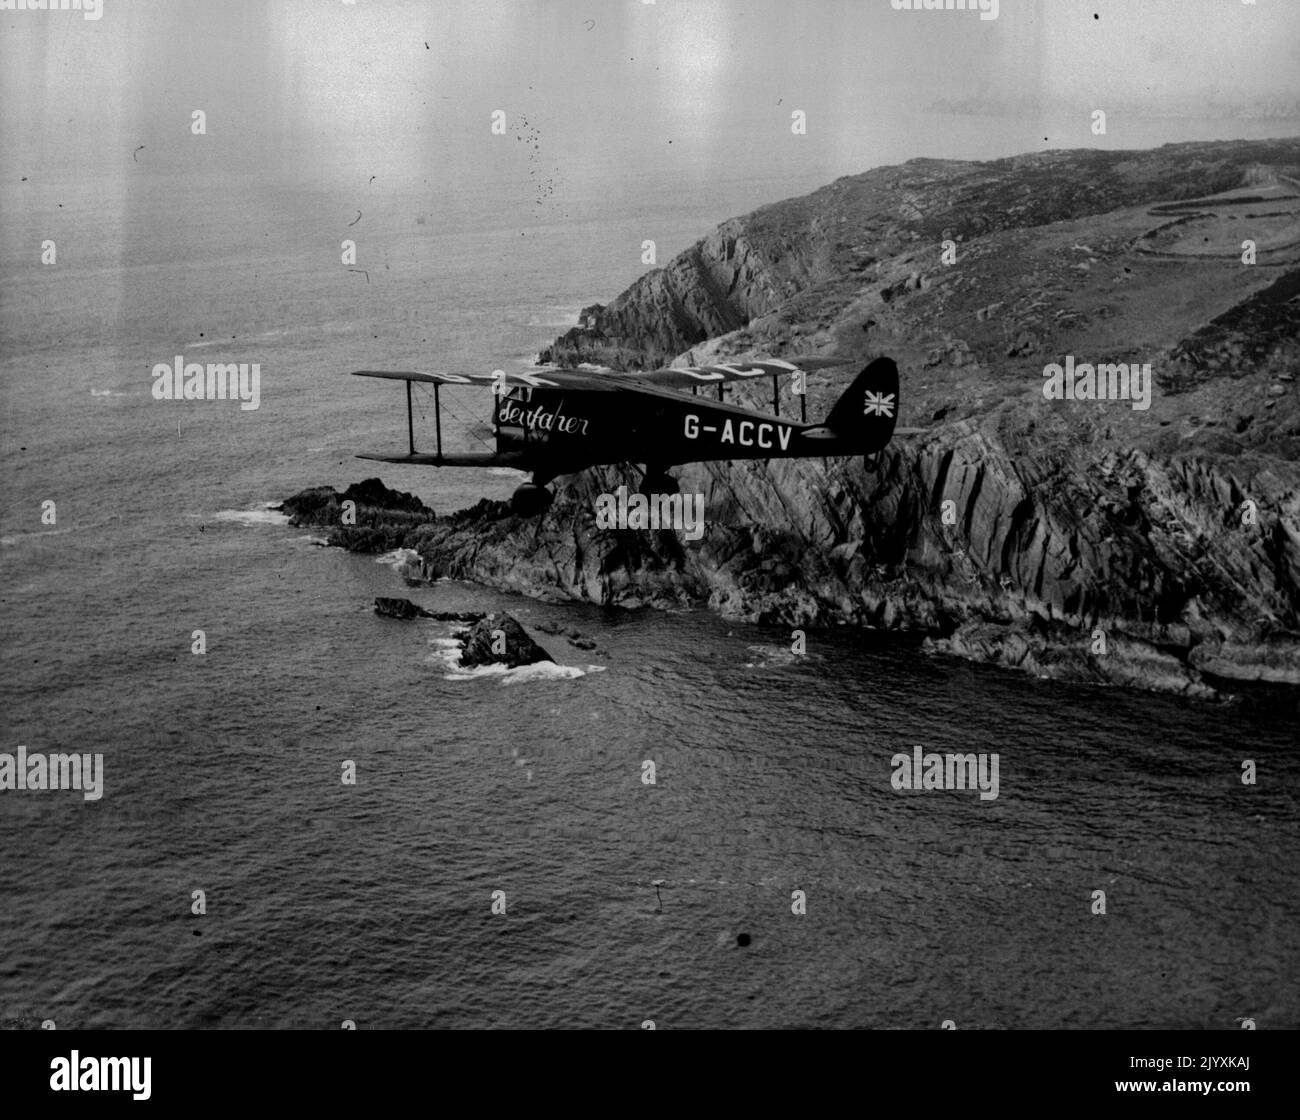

left=2, top=0, right=1297, bottom=192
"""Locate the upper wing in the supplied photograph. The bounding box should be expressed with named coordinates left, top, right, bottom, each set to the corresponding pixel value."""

left=350, top=368, right=619, bottom=391
left=620, top=356, right=852, bottom=391
left=350, top=356, right=850, bottom=393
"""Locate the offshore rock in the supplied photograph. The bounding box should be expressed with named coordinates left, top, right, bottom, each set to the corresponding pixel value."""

left=534, top=620, right=599, bottom=649
left=371, top=598, right=485, bottom=623
left=279, top=479, right=435, bottom=554
left=456, top=613, right=555, bottom=669
left=374, top=597, right=430, bottom=620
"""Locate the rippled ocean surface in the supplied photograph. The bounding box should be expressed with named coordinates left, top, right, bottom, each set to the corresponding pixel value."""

left=2, top=155, right=1298, bottom=1030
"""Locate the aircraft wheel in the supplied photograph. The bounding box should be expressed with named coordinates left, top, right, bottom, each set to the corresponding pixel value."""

left=640, top=473, right=679, bottom=497
left=511, top=483, right=554, bottom=517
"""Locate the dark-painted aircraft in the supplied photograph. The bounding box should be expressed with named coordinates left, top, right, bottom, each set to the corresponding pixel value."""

left=351, top=355, right=908, bottom=516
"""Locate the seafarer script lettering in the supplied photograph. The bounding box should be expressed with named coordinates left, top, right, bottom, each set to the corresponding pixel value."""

left=497, top=399, right=589, bottom=435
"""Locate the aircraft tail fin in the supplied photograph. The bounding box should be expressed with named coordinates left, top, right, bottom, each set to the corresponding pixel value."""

left=824, top=357, right=899, bottom=451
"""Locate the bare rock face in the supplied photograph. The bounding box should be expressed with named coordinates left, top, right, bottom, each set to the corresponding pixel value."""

left=538, top=219, right=811, bottom=370
left=456, top=613, right=554, bottom=669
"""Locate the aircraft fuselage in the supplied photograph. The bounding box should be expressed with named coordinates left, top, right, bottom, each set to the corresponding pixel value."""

left=495, top=386, right=879, bottom=477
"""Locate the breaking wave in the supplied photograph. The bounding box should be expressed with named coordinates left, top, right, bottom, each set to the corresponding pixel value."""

left=211, top=503, right=289, bottom=527
left=426, top=636, right=603, bottom=683
left=374, top=547, right=421, bottom=569
left=744, top=643, right=802, bottom=668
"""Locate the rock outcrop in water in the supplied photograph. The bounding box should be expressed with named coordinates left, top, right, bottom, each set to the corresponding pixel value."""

left=313, top=139, right=1300, bottom=697
left=278, top=479, right=436, bottom=553
left=375, top=596, right=430, bottom=620
left=455, top=613, right=554, bottom=669
left=534, top=620, right=599, bottom=651
left=373, top=597, right=485, bottom=623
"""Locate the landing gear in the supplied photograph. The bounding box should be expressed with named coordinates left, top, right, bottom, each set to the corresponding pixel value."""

left=510, top=482, right=554, bottom=517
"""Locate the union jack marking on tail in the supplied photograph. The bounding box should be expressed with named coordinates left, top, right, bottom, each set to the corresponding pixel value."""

left=863, top=391, right=896, bottom=418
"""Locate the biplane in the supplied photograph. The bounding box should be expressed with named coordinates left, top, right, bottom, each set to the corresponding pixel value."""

left=351, top=355, right=904, bottom=516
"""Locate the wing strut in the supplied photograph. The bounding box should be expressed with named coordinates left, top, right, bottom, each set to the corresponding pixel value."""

left=434, top=383, right=443, bottom=460
left=406, top=380, right=415, bottom=456
left=771, top=374, right=780, bottom=418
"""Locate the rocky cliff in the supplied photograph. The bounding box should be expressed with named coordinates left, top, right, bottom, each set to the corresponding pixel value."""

left=368, top=140, right=1300, bottom=696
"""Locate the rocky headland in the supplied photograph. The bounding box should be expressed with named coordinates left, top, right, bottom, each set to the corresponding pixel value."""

left=299, top=139, right=1300, bottom=698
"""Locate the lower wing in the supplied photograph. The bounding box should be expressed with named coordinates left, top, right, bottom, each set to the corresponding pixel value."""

left=355, top=450, right=529, bottom=467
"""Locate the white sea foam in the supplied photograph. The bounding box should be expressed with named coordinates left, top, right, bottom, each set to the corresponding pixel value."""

left=184, top=327, right=297, bottom=351
left=0, top=527, right=74, bottom=547
left=427, top=635, right=602, bottom=682
left=500, top=661, right=604, bottom=684
left=211, top=503, right=290, bottom=527
left=744, top=643, right=800, bottom=668
left=443, top=660, right=604, bottom=684
left=375, top=547, right=421, bottom=569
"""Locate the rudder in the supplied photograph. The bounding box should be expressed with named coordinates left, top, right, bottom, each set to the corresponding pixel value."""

left=825, top=357, right=899, bottom=452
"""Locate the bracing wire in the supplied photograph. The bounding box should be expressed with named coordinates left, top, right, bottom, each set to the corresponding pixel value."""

left=411, top=382, right=497, bottom=454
